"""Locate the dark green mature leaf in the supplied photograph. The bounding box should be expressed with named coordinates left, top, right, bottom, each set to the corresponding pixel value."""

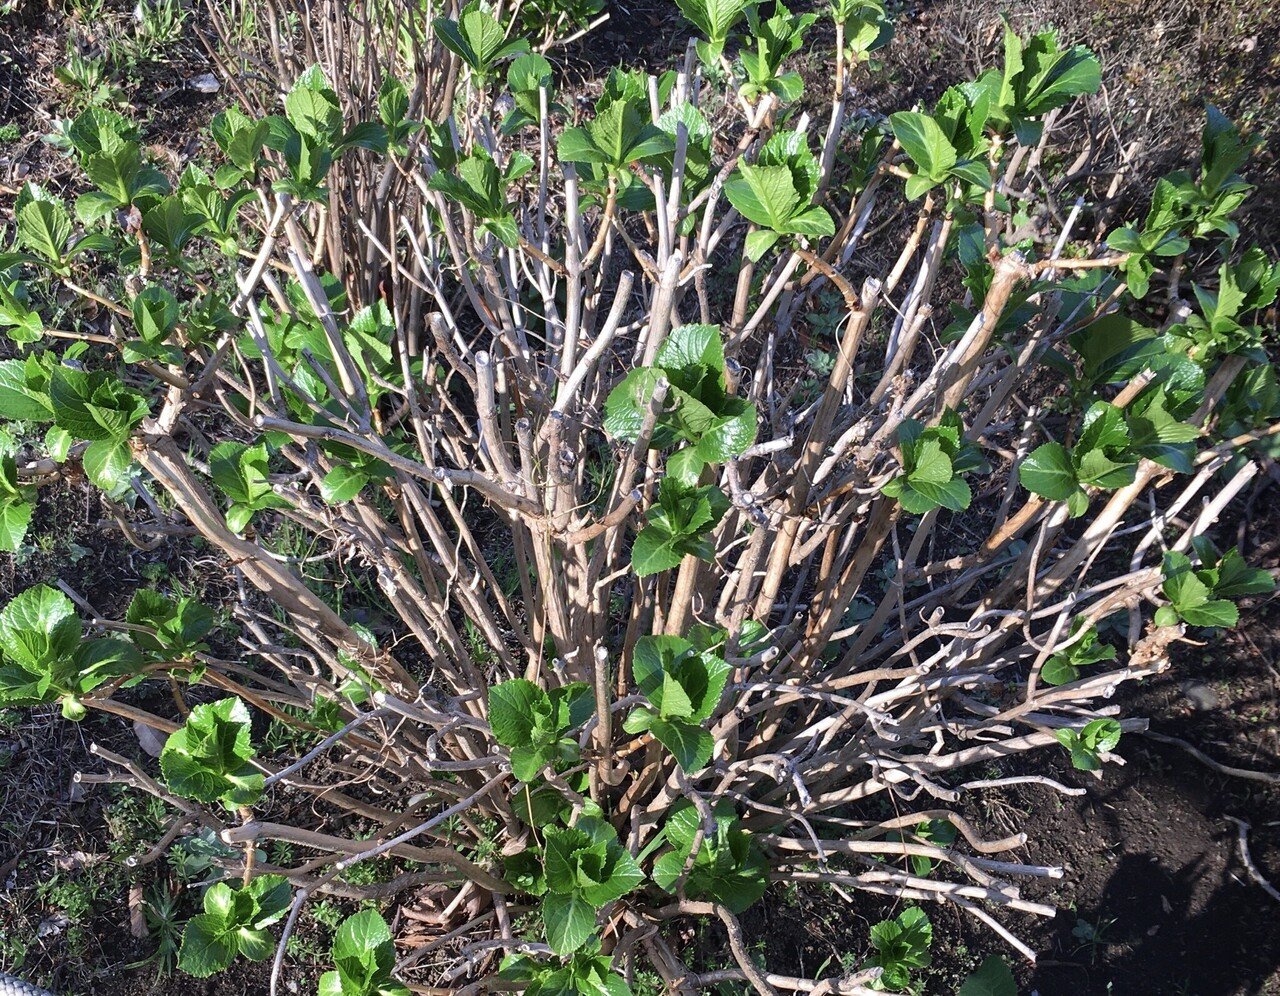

left=67, top=106, right=139, bottom=159
left=889, top=111, right=956, bottom=182
left=958, top=956, right=1017, bottom=996
left=1019, top=442, right=1077, bottom=501
left=434, top=1, right=529, bottom=79
left=1068, top=313, right=1162, bottom=387
left=1212, top=545, right=1277, bottom=599
left=0, top=356, right=55, bottom=421
left=49, top=366, right=149, bottom=443
left=0, top=455, right=35, bottom=552
left=1126, top=387, right=1199, bottom=473
left=15, top=184, right=72, bottom=266
left=650, top=717, right=714, bottom=772
left=676, top=0, right=751, bottom=60
left=542, top=892, right=597, bottom=955
left=489, top=678, right=545, bottom=748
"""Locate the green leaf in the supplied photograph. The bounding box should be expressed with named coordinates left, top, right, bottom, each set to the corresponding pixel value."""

left=557, top=126, right=608, bottom=165
left=1056, top=718, right=1122, bottom=770
left=656, top=324, right=725, bottom=376
left=1019, top=442, right=1077, bottom=500
left=160, top=697, right=263, bottom=809
left=0, top=358, right=53, bottom=421
left=67, top=107, right=138, bottom=159
left=1040, top=656, right=1079, bottom=687
left=178, top=913, right=237, bottom=978
left=652, top=802, right=768, bottom=912
left=330, top=909, right=409, bottom=996
left=318, top=972, right=344, bottom=996
left=631, top=524, right=691, bottom=577
left=83, top=142, right=170, bottom=207
left=632, top=478, right=731, bottom=577
left=725, top=163, right=801, bottom=230
left=1214, top=547, right=1276, bottom=599
left=0, top=584, right=81, bottom=676
left=82, top=438, right=132, bottom=492
left=0, top=491, right=33, bottom=552
left=434, top=1, right=529, bottom=78
left=744, top=228, right=781, bottom=260
left=488, top=678, right=545, bottom=749
left=1082, top=718, right=1122, bottom=753
left=603, top=370, right=661, bottom=443
left=958, top=956, right=1017, bottom=996
left=889, top=112, right=957, bottom=181
left=504, top=849, right=547, bottom=896
left=320, top=465, right=368, bottom=504
left=866, top=907, right=932, bottom=989
left=508, top=744, right=553, bottom=782
left=132, top=285, right=179, bottom=343
left=549, top=682, right=595, bottom=733
left=651, top=717, right=714, bottom=772
left=125, top=590, right=215, bottom=656
left=49, top=367, right=148, bottom=443
left=15, top=185, right=72, bottom=265
left=885, top=416, right=980, bottom=513
left=1201, top=105, right=1251, bottom=197
left=693, top=402, right=758, bottom=466
left=285, top=66, right=344, bottom=141
left=542, top=891, right=597, bottom=954
left=1178, top=598, right=1238, bottom=629
left=676, top=0, right=750, bottom=47
left=209, top=441, right=282, bottom=517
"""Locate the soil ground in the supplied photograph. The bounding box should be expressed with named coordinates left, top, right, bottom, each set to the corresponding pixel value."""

left=2, top=0, right=1280, bottom=994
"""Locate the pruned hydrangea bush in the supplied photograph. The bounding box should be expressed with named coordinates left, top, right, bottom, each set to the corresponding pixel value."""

left=1, top=0, right=1276, bottom=992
